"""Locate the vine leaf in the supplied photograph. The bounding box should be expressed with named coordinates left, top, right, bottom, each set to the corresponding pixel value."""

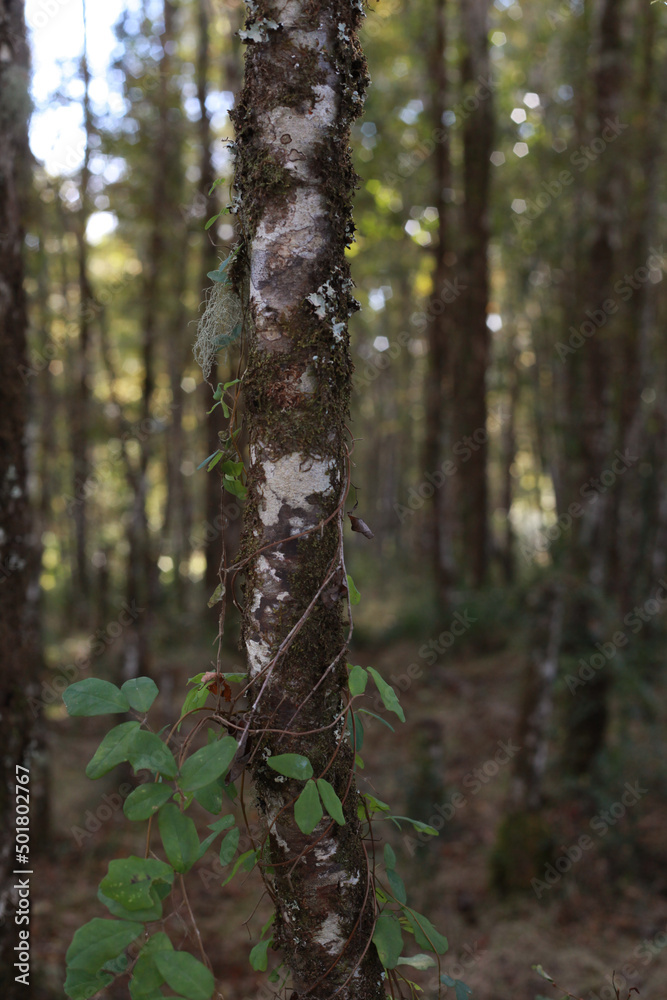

left=249, top=937, right=272, bottom=972
left=65, top=918, right=144, bottom=976
left=121, top=677, right=159, bottom=713
left=219, top=826, right=240, bottom=866
left=179, top=736, right=238, bottom=791
left=86, top=722, right=141, bottom=779
left=64, top=679, right=129, bottom=716
left=373, top=912, right=404, bottom=969
left=367, top=667, right=406, bottom=723
left=441, top=975, right=473, bottom=1000
left=266, top=753, right=313, bottom=780
left=316, top=778, right=346, bottom=825
left=158, top=804, right=201, bottom=873
left=348, top=664, right=368, bottom=696
left=403, top=906, right=448, bottom=955
left=124, top=783, right=173, bottom=821
left=64, top=968, right=114, bottom=999
left=153, top=950, right=215, bottom=1000
left=294, top=779, right=323, bottom=834
left=397, top=954, right=438, bottom=970
left=346, top=574, right=361, bottom=605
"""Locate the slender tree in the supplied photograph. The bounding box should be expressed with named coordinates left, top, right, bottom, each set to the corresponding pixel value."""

left=452, top=0, right=493, bottom=587
left=0, top=0, right=40, bottom=990
left=229, top=2, right=385, bottom=994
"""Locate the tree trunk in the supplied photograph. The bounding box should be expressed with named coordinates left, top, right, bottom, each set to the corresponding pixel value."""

left=231, top=3, right=384, bottom=996
left=423, top=0, right=455, bottom=606
left=453, top=0, right=493, bottom=588
left=0, top=1, right=42, bottom=990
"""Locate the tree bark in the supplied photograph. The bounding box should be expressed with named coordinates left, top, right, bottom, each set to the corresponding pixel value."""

left=453, top=0, right=493, bottom=588
left=0, top=1, right=42, bottom=990
left=231, top=3, right=384, bottom=996
left=423, top=0, right=455, bottom=605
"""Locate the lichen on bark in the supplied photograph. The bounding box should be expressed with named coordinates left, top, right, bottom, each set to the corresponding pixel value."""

left=229, top=2, right=385, bottom=997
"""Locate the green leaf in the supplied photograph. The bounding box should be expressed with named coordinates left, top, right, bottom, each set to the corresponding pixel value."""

left=266, top=753, right=313, bottom=779
left=219, top=826, right=240, bottom=866
left=348, top=664, right=368, bottom=696
left=403, top=907, right=448, bottom=955
left=384, top=844, right=397, bottom=870
left=294, top=779, right=323, bottom=834
left=316, top=778, right=345, bottom=825
left=357, top=708, right=394, bottom=731
left=194, top=777, right=224, bottom=815
left=222, top=848, right=257, bottom=885
left=441, top=976, right=472, bottom=1000
left=97, top=888, right=163, bottom=924
left=367, top=668, right=405, bottom=723
left=207, top=583, right=225, bottom=608
left=373, top=913, right=404, bottom=970
left=179, top=684, right=209, bottom=727
left=158, top=804, right=201, bottom=873
left=99, top=857, right=174, bottom=912
left=197, top=815, right=235, bottom=859
left=346, top=574, right=361, bottom=605
left=197, top=450, right=220, bottom=471
left=127, top=730, right=178, bottom=779
left=386, top=868, right=407, bottom=904
left=123, top=782, right=173, bottom=821
left=533, top=966, right=555, bottom=984
left=204, top=211, right=222, bottom=230
left=347, top=712, right=364, bottom=750
left=66, top=918, right=144, bottom=973
left=223, top=475, right=247, bottom=499
left=207, top=268, right=230, bottom=284
left=249, top=937, right=272, bottom=972
left=388, top=816, right=439, bottom=836
left=121, top=677, right=159, bottom=713
left=208, top=177, right=224, bottom=195
left=154, top=950, right=215, bottom=1000
left=86, top=722, right=141, bottom=779
left=64, top=967, right=114, bottom=1000
left=221, top=460, right=244, bottom=477
left=207, top=451, right=223, bottom=472
left=179, top=737, right=238, bottom=791
left=397, top=954, right=438, bottom=970
left=64, top=679, right=129, bottom=717
left=362, top=793, right=390, bottom=814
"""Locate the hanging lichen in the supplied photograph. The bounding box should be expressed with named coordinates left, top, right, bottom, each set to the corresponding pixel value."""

left=193, top=251, right=244, bottom=383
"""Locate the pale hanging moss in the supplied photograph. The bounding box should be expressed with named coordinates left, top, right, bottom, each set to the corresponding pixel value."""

left=193, top=280, right=243, bottom=384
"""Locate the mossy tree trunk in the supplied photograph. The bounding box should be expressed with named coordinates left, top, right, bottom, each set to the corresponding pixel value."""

left=0, top=0, right=41, bottom=991
left=231, top=3, right=384, bottom=997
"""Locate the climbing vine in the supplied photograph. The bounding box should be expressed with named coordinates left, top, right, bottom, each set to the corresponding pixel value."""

left=61, top=365, right=462, bottom=1000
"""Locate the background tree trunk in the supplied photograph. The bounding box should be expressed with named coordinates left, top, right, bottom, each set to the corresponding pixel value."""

left=0, top=1, right=42, bottom=991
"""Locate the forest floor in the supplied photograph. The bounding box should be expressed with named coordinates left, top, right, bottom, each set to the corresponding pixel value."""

left=30, top=622, right=667, bottom=1000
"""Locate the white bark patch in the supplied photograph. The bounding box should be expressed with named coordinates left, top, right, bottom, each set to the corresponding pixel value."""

left=246, top=637, right=271, bottom=679
left=256, top=451, right=335, bottom=532
left=314, top=913, right=346, bottom=954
